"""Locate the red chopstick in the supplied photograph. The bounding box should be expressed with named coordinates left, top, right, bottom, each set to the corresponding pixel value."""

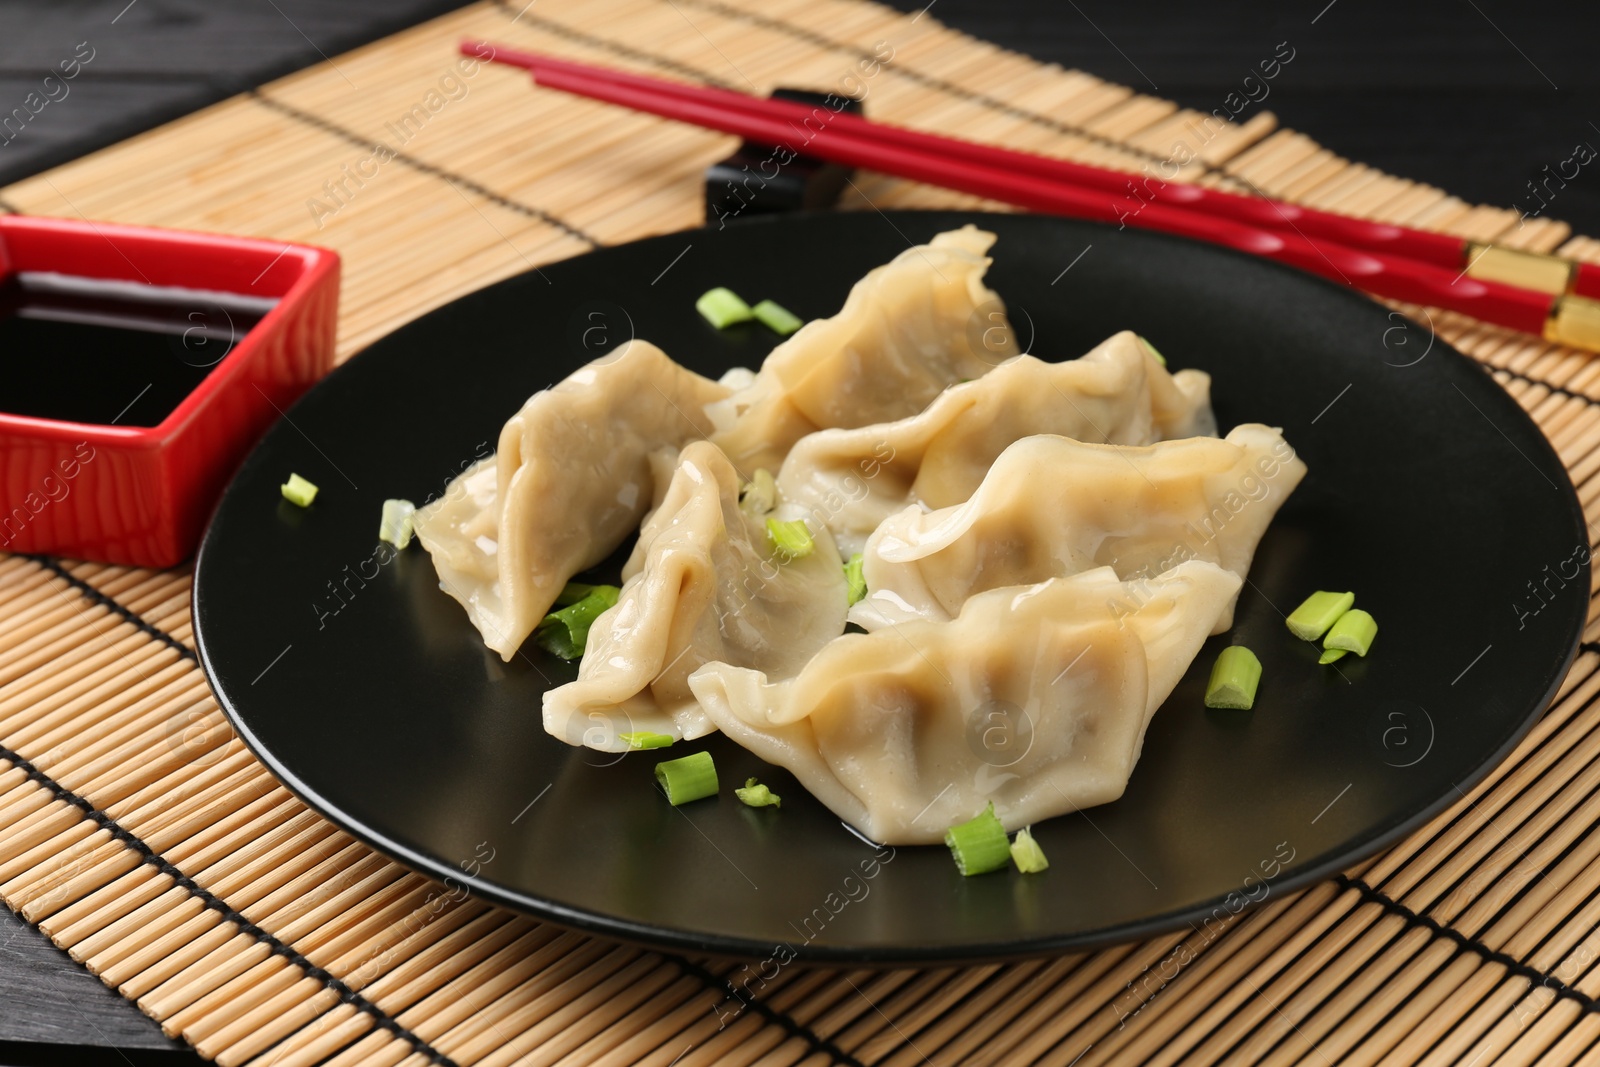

left=464, top=41, right=1600, bottom=349
left=470, top=42, right=1600, bottom=306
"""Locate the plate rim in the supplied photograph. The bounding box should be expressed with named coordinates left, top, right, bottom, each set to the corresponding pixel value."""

left=194, top=208, right=1590, bottom=964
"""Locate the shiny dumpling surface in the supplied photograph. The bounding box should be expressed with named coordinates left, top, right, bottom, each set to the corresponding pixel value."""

left=542, top=441, right=848, bottom=751
left=708, top=226, right=1019, bottom=473
left=851, top=423, right=1304, bottom=634
left=413, top=340, right=730, bottom=660
left=775, top=330, right=1215, bottom=553
left=688, top=561, right=1243, bottom=845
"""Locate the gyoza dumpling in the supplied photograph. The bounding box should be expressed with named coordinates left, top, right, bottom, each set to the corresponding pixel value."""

left=775, top=330, right=1214, bottom=553
left=852, top=424, right=1304, bottom=633
left=689, top=561, right=1242, bottom=845
left=414, top=340, right=730, bottom=660
left=708, top=226, right=1018, bottom=473
left=543, top=441, right=848, bottom=750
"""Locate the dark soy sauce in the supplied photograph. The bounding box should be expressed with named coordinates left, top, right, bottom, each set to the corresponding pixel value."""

left=0, top=272, right=277, bottom=427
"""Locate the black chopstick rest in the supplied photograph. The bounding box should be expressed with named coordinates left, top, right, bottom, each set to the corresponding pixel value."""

left=704, top=89, right=864, bottom=227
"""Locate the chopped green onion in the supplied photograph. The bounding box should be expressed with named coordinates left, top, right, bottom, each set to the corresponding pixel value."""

left=654, top=751, right=718, bottom=805
left=752, top=299, right=803, bottom=335
left=696, top=287, right=754, bottom=329
left=1010, top=826, right=1049, bottom=874
left=1138, top=335, right=1167, bottom=366
left=1319, top=648, right=1348, bottom=665
left=735, top=777, right=782, bottom=808
left=1204, top=645, right=1261, bottom=710
left=944, top=802, right=1010, bottom=876
left=534, top=583, right=621, bottom=659
left=1286, top=591, right=1355, bottom=641
left=621, top=731, right=675, bottom=750
left=766, top=517, right=814, bottom=560
left=378, top=498, right=416, bottom=549
left=844, top=554, right=866, bottom=605
left=551, top=581, right=607, bottom=608
left=740, top=468, right=777, bottom=516
left=1324, top=609, right=1377, bottom=657
left=280, top=473, right=318, bottom=508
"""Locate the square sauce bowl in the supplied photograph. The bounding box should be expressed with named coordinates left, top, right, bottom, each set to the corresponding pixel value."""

left=0, top=215, right=339, bottom=567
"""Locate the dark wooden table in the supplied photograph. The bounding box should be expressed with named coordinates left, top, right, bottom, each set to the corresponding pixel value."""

left=1, top=0, right=1595, bottom=1062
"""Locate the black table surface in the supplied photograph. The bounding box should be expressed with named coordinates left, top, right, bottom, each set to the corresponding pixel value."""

left=1, top=0, right=1596, bottom=1062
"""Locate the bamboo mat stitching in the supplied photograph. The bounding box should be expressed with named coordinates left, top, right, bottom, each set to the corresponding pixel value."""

left=247, top=91, right=605, bottom=248
left=509, top=5, right=741, bottom=91
left=654, top=0, right=1238, bottom=183
left=1335, top=874, right=1600, bottom=1013
left=14, top=558, right=866, bottom=1067
left=1491, top=368, right=1600, bottom=407
left=668, top=955, right=869, bottom=1067
left=0, top=742, right=464, bottom=1067
left=25, top=555, right=199, bottom=662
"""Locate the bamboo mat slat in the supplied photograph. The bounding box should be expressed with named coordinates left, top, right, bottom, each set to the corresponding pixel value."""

left=5, top=0, right=1600, bottom=1063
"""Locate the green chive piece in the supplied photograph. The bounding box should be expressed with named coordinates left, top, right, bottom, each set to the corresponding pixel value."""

left=620, top=731, right=675, bottom=750
left=281, top=473, right=318, bottom=508
left=740, top=468, right=777, bottom=516
left=944, top=802, right=1010, bottom=876
left=752, top=299, right=803, bottom=336
left=1324, top=609, right=1377, bottom=657
left=1319, top=648, right=1348, bottom=665
left=534, top=583, right=621, bottom=659
left=1286, top=591, right=1356, bottom=641
left=844, top=553, right=867, bottom=605
left=378, top=498, right=416, bottom=549
left=735, top=777, right=782, bottom=808
left=1205, top=645, right=1262, bottom=710
left=551, top=581, right=605, bottom=608
left=766, top=517, right=814, bottom=560
left=655, top=751, right=718, bottom=805
left=1138, top=335, right=1167, bottom=366
left=696, top=287, right=754, bottom=329
left=1010, top=826, right=1049, bottom=874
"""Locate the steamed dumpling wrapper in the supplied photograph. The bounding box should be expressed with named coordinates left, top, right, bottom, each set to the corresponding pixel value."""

left=689, top=561, right=1243, bottom=845
left=708, top=226, right=1019, bottom=473
left=775, top=330, right=1215, bottom=553
left=414, top=340, right=731, bottom=660
left=543, top=441, right=848, bottom=751
left=851, top=424, right=1304, bottom=634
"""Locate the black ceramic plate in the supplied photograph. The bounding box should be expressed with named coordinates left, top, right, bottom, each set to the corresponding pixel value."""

left=193, top=211, right=1587, bottom=964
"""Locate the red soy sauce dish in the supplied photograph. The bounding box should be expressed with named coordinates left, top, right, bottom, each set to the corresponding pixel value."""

left=0, top=215, right=339, bottom=567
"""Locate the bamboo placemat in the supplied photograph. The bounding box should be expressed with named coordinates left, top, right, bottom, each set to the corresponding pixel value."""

left=3, top=1, right=1600, bottom=1063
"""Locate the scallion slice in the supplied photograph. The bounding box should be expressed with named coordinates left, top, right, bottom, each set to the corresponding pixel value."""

left=844, top=553, right=866, bottom=605
left=1205, top=645, right=1261, bottom=710
left=1138, top=335, right=1168, bottom=366
left=534, top=583, right=621, bottom=660
left=1324, top=609, right=1377, bottom=657
left=1286, top=591, right=1355, bottom=641
left=696, top=287, right=754, bottom=328
left=378, top=498, right=416, bottom=548
left=735, top=777, right=782, bottom=808
left=281, top=473, right=318, bottom=507
left=551, top=581, right=605, bottom=608
left=740, top=468, right=777, bottom=516
left=944, top=802, right=1010, bottom=876
left=1319, top=648, right=1348, bottom=665
left=620, top=731, right=675, bottom=750
left=766, top=517, right=814, bottom=560
left=1010, top=826, right=1049, bottom=874
left=752, top=299, right=803, bottom=336
left=655, top=751, right=718, bottom=805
